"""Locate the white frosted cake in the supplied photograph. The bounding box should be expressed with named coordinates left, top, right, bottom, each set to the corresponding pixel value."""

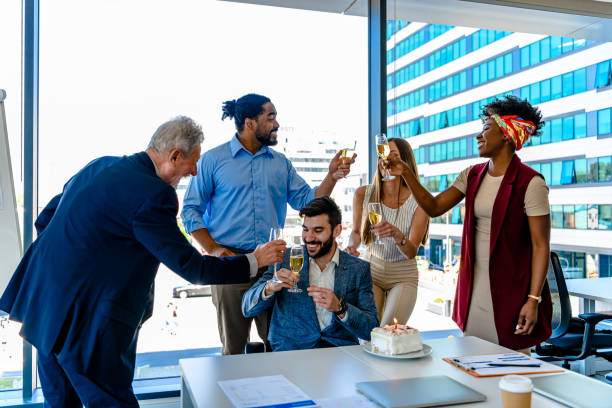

left=370, top=325, right=423, bottom=355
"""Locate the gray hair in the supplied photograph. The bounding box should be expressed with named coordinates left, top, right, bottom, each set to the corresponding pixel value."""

left=147, top=116, right=204, bottom=154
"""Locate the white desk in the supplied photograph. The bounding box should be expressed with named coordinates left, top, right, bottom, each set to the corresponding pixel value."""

left=180, top=336, right=583, bottom=407
left=566, top=277, right=612, bottom=314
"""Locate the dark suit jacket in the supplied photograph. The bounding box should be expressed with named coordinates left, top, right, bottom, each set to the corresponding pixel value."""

left=242, top=248, right=378, bottom=351
left=0, top=152, right=250, bottom=384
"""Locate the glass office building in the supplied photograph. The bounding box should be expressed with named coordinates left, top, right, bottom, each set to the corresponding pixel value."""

left=386, top=22, right=612, bottom=279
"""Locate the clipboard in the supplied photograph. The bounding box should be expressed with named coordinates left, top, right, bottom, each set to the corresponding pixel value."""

left=443, top=353, right=564, bottom=377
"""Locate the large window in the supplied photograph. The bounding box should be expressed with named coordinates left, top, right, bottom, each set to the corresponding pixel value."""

left=0, top=0, right=24, bottom=393
left=38, top=0, right=367, bottom=382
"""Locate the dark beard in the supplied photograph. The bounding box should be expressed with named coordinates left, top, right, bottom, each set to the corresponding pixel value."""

left=305, top=234, right=334, bottom=259
left=256, top=128, right=278, bottom=146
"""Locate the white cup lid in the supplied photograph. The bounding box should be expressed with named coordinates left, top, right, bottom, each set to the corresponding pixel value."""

left=499, top=375, right=533, bottom=393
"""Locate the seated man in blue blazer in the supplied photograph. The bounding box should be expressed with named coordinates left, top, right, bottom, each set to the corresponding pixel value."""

left=243, top=196, right=378, bottom=351
left=0, top=116, right=285, bottom=408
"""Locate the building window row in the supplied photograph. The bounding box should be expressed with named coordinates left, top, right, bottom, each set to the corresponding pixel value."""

left=415, top=108, right=605, bottom=164
left=387, top=20, right=410, bottom=40
left=427, top=202, right=612, bottom=232
left=395, top=60, right=607, bottom=135
left=471, top=29, right=511, bottom=51
left=409, top=106, right=610, bottom=166
left=294, top=167, right=328, bottom=172
left=388, top=117, right=425, bottom=139
left=388, top=30, right=511, bottom=91
left=388, top=36, right=593, bottom=115
left=519, top=68, right=587, bottom=105
left=551, top=204, right=612, bottom=230
left=387, top=88, right=426, bottom=116
left=288, top=157, right=330, bottom=163
left=529, top=155, right=612, bottom=186
left=431, top=204, right=466, bottom=224
left=520, top=37, right=585, bottom=69
left=527, top=111, right=587, bottom=146
left=387, top=24, right=453, bottom=64
left=420, top=137, right=471, bottom=164
left=420, top=172, right=460, bottom=193
left=419, top=154, right=612, bottom=193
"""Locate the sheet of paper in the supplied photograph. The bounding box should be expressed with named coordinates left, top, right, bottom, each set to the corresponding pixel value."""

left=316, top=394, right=379, bottom=408
left=218, top=375, right=317, bottom=408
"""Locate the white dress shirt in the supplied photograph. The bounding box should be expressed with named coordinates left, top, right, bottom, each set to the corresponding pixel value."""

left=309, top=247, right=340, bottom=330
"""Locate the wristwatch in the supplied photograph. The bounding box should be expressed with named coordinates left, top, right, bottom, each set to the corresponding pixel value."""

left=334, top=297, right=347, bottom=316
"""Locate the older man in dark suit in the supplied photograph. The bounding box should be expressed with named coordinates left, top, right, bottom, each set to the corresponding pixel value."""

left=243, top=196, right=378, bottom=351
left=0, top=116, right=285, bottom=408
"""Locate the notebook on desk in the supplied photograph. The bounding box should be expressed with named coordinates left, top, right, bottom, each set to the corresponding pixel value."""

left=355, top=375, right=486, bottom=408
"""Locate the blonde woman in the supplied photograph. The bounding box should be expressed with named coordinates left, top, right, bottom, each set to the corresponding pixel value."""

left=347, top=138, right=429, bottom=326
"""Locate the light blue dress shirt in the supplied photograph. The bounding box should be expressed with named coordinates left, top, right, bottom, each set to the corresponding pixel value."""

left=181, top=135, right=317, bottom=250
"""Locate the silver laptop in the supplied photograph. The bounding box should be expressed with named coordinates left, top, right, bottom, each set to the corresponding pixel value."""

left=356, top=375, right=486, bottom=408
left=532, top=373, right=612, bottom=408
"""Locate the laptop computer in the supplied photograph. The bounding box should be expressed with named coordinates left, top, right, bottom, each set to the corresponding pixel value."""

left=532, top=373, right=612, bottom=408
left=356, top=375, right=486, bottom=408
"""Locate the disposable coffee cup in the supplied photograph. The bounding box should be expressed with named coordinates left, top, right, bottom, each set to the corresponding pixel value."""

left=499, top=375, right=533, bottom=408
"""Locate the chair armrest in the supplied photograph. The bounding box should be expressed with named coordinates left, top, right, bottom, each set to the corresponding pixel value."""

left=578, top=313, right=612, bottom=325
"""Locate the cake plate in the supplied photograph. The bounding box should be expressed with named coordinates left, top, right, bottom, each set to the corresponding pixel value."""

left=362, top=342, right=432, bottom=359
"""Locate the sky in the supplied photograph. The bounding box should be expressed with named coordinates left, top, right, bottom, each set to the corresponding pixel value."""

left=1, top=0, right=368, bottom=204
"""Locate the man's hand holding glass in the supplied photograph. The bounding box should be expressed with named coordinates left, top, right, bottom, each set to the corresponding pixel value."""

left=264, top=267, right=300, bottom=297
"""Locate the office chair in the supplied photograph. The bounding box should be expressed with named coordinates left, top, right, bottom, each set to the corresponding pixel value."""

left=535, top=252, right=612, bottom=369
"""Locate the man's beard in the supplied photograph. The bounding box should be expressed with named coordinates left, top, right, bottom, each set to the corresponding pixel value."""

left=304, top=234, right=334, bottom=259
left=256, top=128, right=278, bottom=146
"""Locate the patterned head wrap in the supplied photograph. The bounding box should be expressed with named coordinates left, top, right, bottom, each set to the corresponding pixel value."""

left=490, top=114, right=536, bottom=151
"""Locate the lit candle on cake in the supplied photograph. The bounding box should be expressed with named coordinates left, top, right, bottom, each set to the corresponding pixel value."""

left=394, top=317, right=398, bottom=330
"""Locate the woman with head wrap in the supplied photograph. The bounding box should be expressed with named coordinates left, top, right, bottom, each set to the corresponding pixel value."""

left=389, top=96, right=551, bottom=352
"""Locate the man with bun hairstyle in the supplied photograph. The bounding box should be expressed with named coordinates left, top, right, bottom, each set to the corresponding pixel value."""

left=181, top=93, right=355, bottom=354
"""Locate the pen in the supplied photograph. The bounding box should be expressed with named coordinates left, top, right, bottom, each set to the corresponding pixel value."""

left=487, top=363, right=541, bottom=367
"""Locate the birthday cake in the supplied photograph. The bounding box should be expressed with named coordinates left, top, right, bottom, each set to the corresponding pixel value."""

left=370, top=324, right=423, bottom=355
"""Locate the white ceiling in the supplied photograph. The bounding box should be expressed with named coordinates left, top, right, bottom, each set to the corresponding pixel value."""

left=219, top=0, right=612, bottom=41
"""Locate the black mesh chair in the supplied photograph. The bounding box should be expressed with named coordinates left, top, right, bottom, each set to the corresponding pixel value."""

left=535, top=252, right=612, bottom=369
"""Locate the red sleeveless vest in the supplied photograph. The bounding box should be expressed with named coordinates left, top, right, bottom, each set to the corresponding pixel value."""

left=452, top=154, right=552, bottom=350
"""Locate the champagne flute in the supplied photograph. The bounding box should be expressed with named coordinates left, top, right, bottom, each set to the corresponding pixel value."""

left=288, top=245, right=303, bottom=293
left=340, top=141, right=356, bottom=178
left=368, top=202, right=383, bottom=245
left=376, top=133, right=395, bottom=181
left=269, top=227, right=284, bottom=283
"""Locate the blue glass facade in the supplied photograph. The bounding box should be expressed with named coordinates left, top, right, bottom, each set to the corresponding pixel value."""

left=388, top=30, right=512, bottom=91
left=388, top=23, right=612, bottom=282
left=388, top=58, right=612, bottom=137
left=387, top=20, right=409, bottom=39
left=387, top=36, right=595, bottom=117
left=387, top=24, right=453, bottom=64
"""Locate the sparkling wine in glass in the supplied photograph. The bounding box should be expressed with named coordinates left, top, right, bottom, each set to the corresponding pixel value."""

left=337, top=148, right=353, bottom=179
left=368, top=202, right=383, bottom=245
left=269, top=227, right=284, bottom=282
left=288, top=246, right=303, bottom=293
left=375, top=133, right=395, bottom=181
